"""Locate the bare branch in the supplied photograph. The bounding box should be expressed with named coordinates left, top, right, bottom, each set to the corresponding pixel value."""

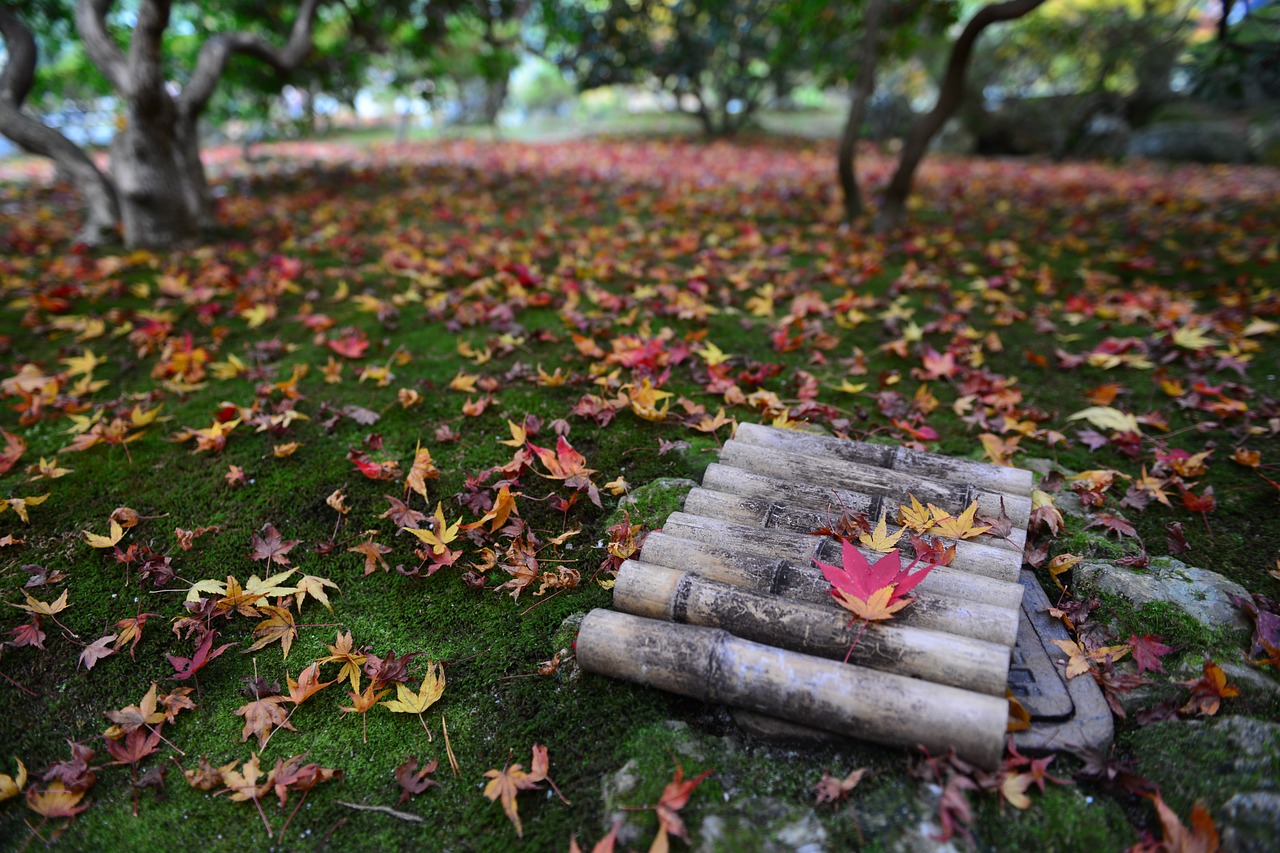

left=334, top=801, right=423, bottom=823
left=180, top=0, right=323, bottom=117
left=74, top=0, right=130, bottom=93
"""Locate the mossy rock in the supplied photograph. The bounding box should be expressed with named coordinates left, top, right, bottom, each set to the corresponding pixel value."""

left=1073, top=558, right=1251, bottom=639
left=1125, top=716, right=1280, bottom=849
left=614, top=477, right=698, bottom=529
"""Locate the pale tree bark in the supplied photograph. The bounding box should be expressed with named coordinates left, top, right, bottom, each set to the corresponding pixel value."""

left=0, top=5, right=119, bottom=245
left=875, top=0, right=1047, bottom=232
left=75, top=0, right=322, bottom=248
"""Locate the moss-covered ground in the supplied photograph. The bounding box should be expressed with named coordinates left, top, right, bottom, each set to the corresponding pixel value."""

left=0, top=136, right=1277, bottom=850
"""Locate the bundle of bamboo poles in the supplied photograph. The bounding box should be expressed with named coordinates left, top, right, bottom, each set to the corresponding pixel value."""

left=577, top=424, right=1034, bottom=769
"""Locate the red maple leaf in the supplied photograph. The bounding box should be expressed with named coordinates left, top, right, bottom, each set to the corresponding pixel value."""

left=168, top=630, right=234, bottom=681
left=1128, top=634, right=1174, bottom=675
left=1087, top=512, right=1138, bottom=539
left=812, top=540, right=935, bottom=626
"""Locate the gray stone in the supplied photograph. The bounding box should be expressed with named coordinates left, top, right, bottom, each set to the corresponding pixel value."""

left=1219, top=792, right=1280, bottom=853
left=1209, top=716, right=1280, bottom=780
left=772, top=812, right=828, bottom=853
left=1128, top=121, right=1254, bottom=164
left=1073, top=558, right=1251, bottom=633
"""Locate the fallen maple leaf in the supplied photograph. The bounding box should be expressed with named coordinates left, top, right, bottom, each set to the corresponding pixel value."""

left=482, top=744, right=567, bottom=838
left=1143, top=791, right=1220, bottom=853
left=244, top=605, right=297, bottom=659
left=321, top=631, right=367, bottom=691
left=293, top=574, right=339, bottom=612
left=26, top=781, right=91, bottom=819
left=1128, top=635, right=1174, bottom=675
left=814, top=767, right=866, bottom=804
left=652, top=761, right=713, bottom=851
left=1179, top=660, right=1239, bottom=717
left=83, top=519, right=124, bottom=549
left=405, top=502, right=461, bottom=555
left=0, top=758, right=27, bottom=803
left=395, top=756, right=441, bottom=804
left=814, top=540, right=934, bottom=627
left=381, top=661, right=446, bottom=738
left=168, top=631, right=234, bottom=681
left=927, top=501, right=991, bottom=540
left=234, top=695, right=294, bottom=749
left=0, top=493, right=48, bottom=524
left=249, top=523, right=300, bottom=566
left=858, top=514, right=905, bottom=552
left=350, top=537, right=394, bottom=575
left=79, top=635, right=117, bottom=671
left=341, top=683, right=390, bottom=744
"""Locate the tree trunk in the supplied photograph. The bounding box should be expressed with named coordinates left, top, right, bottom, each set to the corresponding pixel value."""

left=839, top=0, right=888, bottom=221
left=0, top=6, right=119, bottom=245
left=110, top=104, right=199, bottom=248
left=876, top=0, right=1047, bottom=232
left=481, top=75, right=508, bottom=126
left=74, top=0, right=322, bottom=248
left=174, top=115, right=215, bottom=229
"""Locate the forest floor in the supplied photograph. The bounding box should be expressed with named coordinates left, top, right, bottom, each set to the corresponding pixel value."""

left=0, top=134, right=1278, bottom=851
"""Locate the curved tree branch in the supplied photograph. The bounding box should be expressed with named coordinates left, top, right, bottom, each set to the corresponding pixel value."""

left=179, top=0, right=323, bottom=117
left=74, top=0, right=129, bottom=94
left=0, top=4, right=37, bottom=105
left=1, top=6, right=119, bottom=244
left=876, top=0, right=1048, bottom=231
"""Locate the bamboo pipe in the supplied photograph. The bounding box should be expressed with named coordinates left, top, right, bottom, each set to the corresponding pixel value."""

left=658, top=512, right=1026, bottom=608
left=718, top=440, right=1032, bottom=528
left=638, top=532, right=1020, bottom=647
left=682, top=486, right=1024, bottom=581
left=700, top=463, right=1027, bottom=552
left=576, top=608, right=1009, bottom=769
left=613, top=561, right=1011, bottom=695
left=733, top=422, right=1035, bottom=498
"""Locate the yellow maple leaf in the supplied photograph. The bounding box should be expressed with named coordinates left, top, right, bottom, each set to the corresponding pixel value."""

left=406, top=502, right=461, bottom=554
left=448, top=370, right=479, bottom=393
left=0, top=758, right=26, bottom=803
left=897, top=495, right=934, bottom=534
left=498, top=420, right=527, bottom=447
left=1, top=493, right=49, bottom=524
left=624, top=378, right=673, bottom=422
left=83, top=519, right=124, bottom=549
left=6, top=589, right=69, bottom=617
left=1067, top=405, right=1142, bottom=435
left=835, top=585, right=914, bottom=623
left=381, top=661, right=446, bottom=738
left=858, top=515, right=904, bottom=553
left=928, top=502, right=992, bottom=540
left=693, top=341, right=731, bottom=366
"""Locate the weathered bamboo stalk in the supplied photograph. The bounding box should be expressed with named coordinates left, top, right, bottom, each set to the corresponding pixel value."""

left=733, top=422, right=1034, bottom=498
left=614, top=561, right=1011, bottom=695
left=682, top=487, right=1024, bottom=579
left=658, top=512, right=1027, bottom=602
left=638, top=532, right=1021, bottom=646
left=576, top=608, right=1009, bottom=769
left=700, top=463, right=1027, bottom=552
left=719, top=440, right=1032, bottom=528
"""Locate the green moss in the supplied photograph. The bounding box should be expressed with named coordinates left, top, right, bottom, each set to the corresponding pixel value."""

left=1097, top=593, right=1236, bottom=656
left=607, top=476, right=699, bottom=531
left=972, top=784, right=1135, bottom=851
left=1124, top=717, right=1280, bottom=817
